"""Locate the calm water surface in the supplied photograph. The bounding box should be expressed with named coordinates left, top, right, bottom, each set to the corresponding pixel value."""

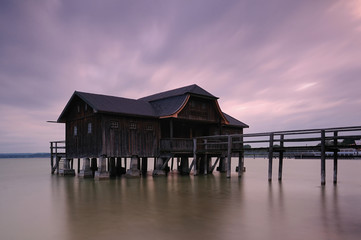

left=1, top=158, right=361, bottom=240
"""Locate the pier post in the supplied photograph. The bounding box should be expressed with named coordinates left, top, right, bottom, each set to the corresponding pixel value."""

left=94, top=156, right=110, bottom=180
left=268, top=133, right=274, bottom=182
left=278, top=134, right=284, bottom=181
left=193, top=138, right=198, bottom=176
left=180, top=157, right=190, bottom=175
left=238, top=135, right=244, bottom=177
left=204, top=140, right=208, bottom=175
left=217, top=157, right=227, bottom=172
left=77, top=158, right=80, bottom=174
left=109, top=157, right=116, bottom=178
left=333, top=131, right=338, bottom=184
left=126, top=155, right=141, bottom=177
left=141, top=157, right=148, bottom=176
left=227, top=136, right=232, bottom=178
left=50, top=142, right=54, bottom=173
left=79, top=158, right=93, bottom=178
left=321, top=130, right=326, bottom=185
left=90, top=158, right=98, bottom=177
left=59, top=158, right=76, bottom=176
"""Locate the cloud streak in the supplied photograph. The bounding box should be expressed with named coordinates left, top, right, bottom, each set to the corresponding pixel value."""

left=1, top=0, right=361, bottom=152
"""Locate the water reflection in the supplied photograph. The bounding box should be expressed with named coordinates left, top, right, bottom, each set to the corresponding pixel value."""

left=29, top=159, right=361, bottom=240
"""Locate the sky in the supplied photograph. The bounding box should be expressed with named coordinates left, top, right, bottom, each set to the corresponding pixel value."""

left=1, top=0, right=361, bottom=153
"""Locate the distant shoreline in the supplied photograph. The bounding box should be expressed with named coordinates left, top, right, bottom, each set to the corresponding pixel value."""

left=0, top=153, right=50, bottom=158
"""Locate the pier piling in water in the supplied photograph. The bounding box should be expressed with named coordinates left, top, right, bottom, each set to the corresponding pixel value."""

left=51, top=125, right=361, bottom=184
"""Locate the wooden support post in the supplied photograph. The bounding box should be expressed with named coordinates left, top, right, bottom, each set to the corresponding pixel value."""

left=126, top=155, right=141, bottom=177
left=227, top=136, right=232, bottom=178
left=204, top=139, right=208, bottom=175
left=95, top=155, right=110, bottom=180
left=56, top=156, right=60, bottom=175
left=171, top=157, right=174, bottom=171
left=238, top=136, right=244, bottom=177
left=109, top=157, right=116, bottom=178
left=142, top=157, right=148, bottom=176
left=50, top=142, right=54, bottom=173
left=79, top=158, right=93, bottom=178
left=278, top=134, right=284, bottom=181
left=210, top=156, right=220, bottom=173
left=77, top=158, right=80, bottom=174
left=180, top=157, right=190, bottom=175
left=268, top=133, right=274, bottom=182
left=321, top=130, right=326, bottom=186
left=333, top=131, right=338, bottom=184
left=193, top=138, right=198, bottom=176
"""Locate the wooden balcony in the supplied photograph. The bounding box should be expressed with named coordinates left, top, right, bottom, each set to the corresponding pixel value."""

left=160, top=138, right=194, bottom=153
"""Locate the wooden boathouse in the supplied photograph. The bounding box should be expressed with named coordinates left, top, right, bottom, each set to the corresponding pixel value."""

left=51, top=84, right=249, bottom=179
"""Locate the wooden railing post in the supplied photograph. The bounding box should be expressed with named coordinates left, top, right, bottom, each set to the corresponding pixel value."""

left=321, top=130, right=326, bottom=185
left=333, top=131, right=338, bottom=184
left=193, top=138, right=198, bottom=175
left=268, top=133, right=274, bottom=181
left=50, top=142, right=54, bottom=173
left=278, top=134, right=284, bottom=181
left=227, top=136, right=232, bottom=178
left=238, top=136, right=244, bottom=177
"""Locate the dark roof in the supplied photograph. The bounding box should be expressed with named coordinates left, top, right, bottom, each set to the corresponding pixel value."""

left=223, top=112, right=249, bottom=128
left=57, top=92, right=155, bottom=122
left=139, top=84, right=217, bottom=102
left=57, top=84, right=248, bottom=128
left=149, top=95, right=188, bottom=117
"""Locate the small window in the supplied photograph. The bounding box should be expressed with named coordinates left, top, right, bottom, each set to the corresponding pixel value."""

left=85, top=104, right=88, bottom=111
left=146, top=125, right=154, bottom=131
left=87, top=123, right=92, bottom=134
left=77, top=105, right=80, bottom=113
left=111, top=121, right=119, bottom=129
left=74, top=126, right=78, bottom=136
left=129, top=122, right=137, bottom=130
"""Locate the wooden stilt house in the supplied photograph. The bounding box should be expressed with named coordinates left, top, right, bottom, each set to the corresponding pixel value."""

left=53, top=84, right=248, bottom=177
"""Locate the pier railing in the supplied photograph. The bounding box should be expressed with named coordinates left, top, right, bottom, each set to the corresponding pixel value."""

left=195, top=126, right=361, bottom=184
left=50, top=140, right=66, bottom=174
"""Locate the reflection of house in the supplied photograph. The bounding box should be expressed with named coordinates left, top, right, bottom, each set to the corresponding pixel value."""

left=54, top=84, right=248, bottom=178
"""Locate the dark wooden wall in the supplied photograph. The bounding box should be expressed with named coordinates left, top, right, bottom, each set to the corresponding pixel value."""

left=100, top=115, right=160, bottom=158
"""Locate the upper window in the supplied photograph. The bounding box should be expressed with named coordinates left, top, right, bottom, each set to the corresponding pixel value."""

left=111, top=121, right=119, bottom=129
left=129, top=122, right=137, bottom=130
left=74, top=126, right=78, bottom=136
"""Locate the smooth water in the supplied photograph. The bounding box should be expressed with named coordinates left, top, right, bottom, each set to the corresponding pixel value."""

left=1, top=158, right=361, bottom=240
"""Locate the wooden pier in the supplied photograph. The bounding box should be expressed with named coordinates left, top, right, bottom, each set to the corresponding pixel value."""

left=51, top=125, right=361, bottom=185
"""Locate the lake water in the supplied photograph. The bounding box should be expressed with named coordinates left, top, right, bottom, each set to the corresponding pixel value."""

left=1, top=158, right=361, bottom=240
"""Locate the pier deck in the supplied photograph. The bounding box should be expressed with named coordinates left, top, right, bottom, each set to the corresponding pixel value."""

left=51, top=126, right=361, bottom=185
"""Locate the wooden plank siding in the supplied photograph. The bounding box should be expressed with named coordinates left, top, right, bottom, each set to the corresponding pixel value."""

left=100, top=115, right=159, bottom=158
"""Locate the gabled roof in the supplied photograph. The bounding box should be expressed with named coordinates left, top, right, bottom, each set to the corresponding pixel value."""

left=223, top=112, right=249, bottom=128
left=139, top=84, right=217, bottom=102
left=57, top=92, right=155, bottom=122
left=57, top=84, right=248, bottom=128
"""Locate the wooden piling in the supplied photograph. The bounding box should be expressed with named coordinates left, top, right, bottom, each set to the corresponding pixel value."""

left=238, top=135, right=244, bottom=177
left=333, top=131, right=338, bottom=184
left=268, top=133, right=274, bottom=182
left=193, top=138, right=198, bottom=175
left=227, top=136, right=232, bottom=178
left=142, top=157, right=148, bottom=176
left=278, top=134, right=284, bottom=181
left=321, top=130, right=326, bottom=185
